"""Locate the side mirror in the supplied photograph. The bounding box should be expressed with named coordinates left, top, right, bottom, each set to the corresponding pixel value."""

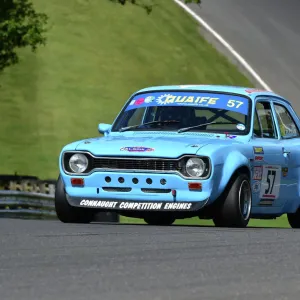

left=98, top=123, right=112, bottom=135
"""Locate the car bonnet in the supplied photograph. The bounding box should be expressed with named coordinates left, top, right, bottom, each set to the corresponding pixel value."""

left=74, top=134, right=215, bottom=158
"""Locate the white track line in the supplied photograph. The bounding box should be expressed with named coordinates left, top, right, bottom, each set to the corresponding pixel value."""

left=173, top=0, right=272, bottom=91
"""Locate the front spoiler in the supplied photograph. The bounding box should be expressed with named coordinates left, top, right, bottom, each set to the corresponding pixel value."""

left=66, top=195, right=209, bottom=212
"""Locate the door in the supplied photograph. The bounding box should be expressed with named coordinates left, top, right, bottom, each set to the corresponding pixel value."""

left=271, top=100, right=300, bottom=209
left=250, top=99, right=288, bottom=207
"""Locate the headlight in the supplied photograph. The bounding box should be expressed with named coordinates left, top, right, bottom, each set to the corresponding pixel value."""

left=69, top=153, right=88, bottom=173
left=186, top=158, right=206, bottom=177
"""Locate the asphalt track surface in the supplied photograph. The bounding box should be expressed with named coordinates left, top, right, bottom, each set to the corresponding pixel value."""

left=189, top=0, right=300, bottom=112
left=1, top=219, right=300, bottom=300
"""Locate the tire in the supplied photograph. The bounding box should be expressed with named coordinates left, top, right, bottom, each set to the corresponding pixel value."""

left=144, top=214, right=175, bottom=226
left=287, top=208, right=300, bottom=228
left=213, top=173, right=252, bottom=228
left=55, top=175, right=94, bottom=223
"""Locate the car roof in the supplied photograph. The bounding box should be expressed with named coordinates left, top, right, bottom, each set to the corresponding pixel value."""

left=135, top=84, right=290, bottom=104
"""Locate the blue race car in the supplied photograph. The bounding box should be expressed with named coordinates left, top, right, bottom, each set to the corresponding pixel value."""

left=55, top=85, right=300, bottom=228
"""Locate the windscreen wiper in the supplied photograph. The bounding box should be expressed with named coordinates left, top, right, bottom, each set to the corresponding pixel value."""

left=119, top=120, right=180, bottom=132
left=177, top=122, right=240, bottom=133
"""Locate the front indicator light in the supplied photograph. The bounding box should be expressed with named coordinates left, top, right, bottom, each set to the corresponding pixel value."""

left=188, top=182, right=202, bottom=191
left=71, top=178, right=84, bottom=187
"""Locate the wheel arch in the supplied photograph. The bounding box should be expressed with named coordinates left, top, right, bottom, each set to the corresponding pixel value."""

left=199, top=165, right=251, bottom=218
left=210, top=149, right=252, bottom=202
left=220, top=165, right=251, bottom=200
left=231, top=165, right=251, bottom=181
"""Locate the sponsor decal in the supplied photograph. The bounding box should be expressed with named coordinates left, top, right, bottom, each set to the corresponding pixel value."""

left=252, top=181, right=261, bottom=193
left=254, top=156, right=263, bottom=161
left=264, top=165, right=280, bottom=169
left=259, top=199, right=274, bottom=206
left=156, top=94, right=174, bottom=105
left=282, top=167, right=288, bottom=177
left=79, top=200, right=194, bottom=211
left=253, top=166, right=263, bottom=180
left=134, top=98, right=144, bottom=105
left=144, top=96, right=155, bottom=103
left=253, top=147, right=264, bottom=154
left=259, top=165, right=281, bottom=200
left=120, top=147, right=154, bottom=152
left=225, top=133, right=237, bottom=139
left=129, top=100, right=135, bottom=105
left=236, top=123, right=246, bottom=131
left=156, top=94, right=220, bottom=106
left=126, top=91, right=249, bottom=115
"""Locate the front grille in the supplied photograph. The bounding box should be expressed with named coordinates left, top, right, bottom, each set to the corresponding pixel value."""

left=92, top=157, right=181, bottom=172
left=63, top=152, right=211, bottom=179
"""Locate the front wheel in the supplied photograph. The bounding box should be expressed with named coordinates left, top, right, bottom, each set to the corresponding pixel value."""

left=55, top=175, right=94, bottom=223
left=213, top=173, right=252, bottom=228
left=287, top=208, right=300, bottom=228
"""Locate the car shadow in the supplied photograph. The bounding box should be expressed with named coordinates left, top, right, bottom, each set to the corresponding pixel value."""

left=91, top=222, right=291, bottom=230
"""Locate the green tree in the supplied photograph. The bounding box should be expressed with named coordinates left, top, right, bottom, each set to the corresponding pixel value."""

left=0, top=0, right=48, bottom=72
left=110, top=0, right=201, bottom=13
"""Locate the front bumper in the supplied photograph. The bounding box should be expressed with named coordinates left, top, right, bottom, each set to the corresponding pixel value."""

left=67, top=196, right=208, bottom=212
left=61, top=171, right=213, bottom=211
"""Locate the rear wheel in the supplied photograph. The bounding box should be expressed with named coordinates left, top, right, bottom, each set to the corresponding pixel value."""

left=287, top=208, right=300, bottom=228
left=213, top=173, right=252, bottom=228
left=55, top=176, right=94, bottom=223
left=144, top=214, right=175, bottom=226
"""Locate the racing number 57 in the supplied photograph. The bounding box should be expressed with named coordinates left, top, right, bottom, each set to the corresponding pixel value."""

left=265, top=170, right=276, bottom=195
left=227, top=99, right=243, bottom=108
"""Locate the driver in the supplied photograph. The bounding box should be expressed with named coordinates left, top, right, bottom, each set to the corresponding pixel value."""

left=158, top=106, right=195, bottom=126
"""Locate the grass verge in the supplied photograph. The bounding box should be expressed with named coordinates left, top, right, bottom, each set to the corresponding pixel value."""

left=0, top=0, right=252, bottom=178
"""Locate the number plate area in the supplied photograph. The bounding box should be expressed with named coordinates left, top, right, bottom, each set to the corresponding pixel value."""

left=259, top=165, right=281, bottom=200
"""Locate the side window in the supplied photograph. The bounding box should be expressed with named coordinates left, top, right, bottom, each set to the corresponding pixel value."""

left=274, top=103, right=300, bottom=139
left=255, top=102, right=277, bottom=139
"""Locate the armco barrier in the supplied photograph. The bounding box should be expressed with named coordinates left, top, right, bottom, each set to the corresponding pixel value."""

left=0, top=190, right=56, bottom=219
left=0, top=175, right=119, bottom=222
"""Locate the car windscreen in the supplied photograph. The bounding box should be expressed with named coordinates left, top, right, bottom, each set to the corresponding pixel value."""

left=112, top=91, right=251, bottom=134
